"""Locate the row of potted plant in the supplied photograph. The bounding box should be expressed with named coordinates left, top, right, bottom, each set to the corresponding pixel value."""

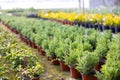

left=96, top=33, right=120, bottom=80
left=0, top=14, right=116, bottom=80
left=37, top=12, right=120, bottom=33
left=0, top=26, right=43, bottom=80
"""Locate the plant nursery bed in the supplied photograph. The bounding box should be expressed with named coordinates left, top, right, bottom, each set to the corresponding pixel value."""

left=1, top=15, right=119, bottom=80
left=0, top=23, right=81, bottom=80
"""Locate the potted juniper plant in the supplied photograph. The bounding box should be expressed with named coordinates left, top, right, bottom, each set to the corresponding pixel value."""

left=35, top=34, right=44, bottom=48
left=96, top=30, right=112, bottom=57
left=87, top=30, right=100, bottom=50
left=76, top=51, right=99, bottom=80
left=46, top=38, right=60, bottom=65
left=94, top=30, right=112, bottom=71
left=96, top=40, right=120, bottom=80
left=41, top=39, right=49, bottom=56
left=29, top=33, right=37, bottom=48
left=64, top=48, right=82, bottom=79
left=55, top=41, right=70, bottom=71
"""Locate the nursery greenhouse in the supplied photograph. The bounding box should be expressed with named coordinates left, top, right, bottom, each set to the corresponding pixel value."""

left=0, top=0, right=120, bottom=80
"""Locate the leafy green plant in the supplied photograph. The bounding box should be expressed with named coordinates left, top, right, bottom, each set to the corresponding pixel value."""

left=102, top=30, right=112, bottom=40
left=95, top=44, right=108, bottom=59
left=64, top=49, right=81, bottom=67
left=94, top=30, right=112, bottom=60
left=17, top=56, right=44, bottom=79
left=55, top=41, right=69, bottom=61
left=83, top=41, right=93, bottom=52
left=87, top=31, right=100, bottom=49
left=46, top=38, right=59, bottom=58
left=41, top=39, right=49, bottom=51
left=76, top=51, right=99, bottom=76
left=29, top=33, right=36, bottom=42
left=96, top=50, right=120, bottom=80
left=4, top=46, right=44, bottom=79
left=34, top=34, right=44, bottom=46
left=0, top=27, right=44, bottom=79
left=96, top=34, right=120, bottom=80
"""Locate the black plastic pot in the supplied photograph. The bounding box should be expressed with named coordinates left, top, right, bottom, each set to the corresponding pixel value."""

left=85, top=23, right=89, bottom=28
left=98, top=24, right=103, bottom=32
left=82, top=22, right=85, bottom=27
left=78, top=22, right=81, bottom=27
left=83, top=22, right=89, bottom=28
left=102, top=25, right=110, bottom=31
left=115, top=26, right=120, bottom=33
left=88, top=23, right=93, bottom=28
left=92, top=24, right=98, bottom=30
left=76, top=22, right=82, bottom=27
left=27, top=14, right=37, bottom=18
left=78, top=22, right=84, bottom=27
left=110, top=26, right=115, bottom=33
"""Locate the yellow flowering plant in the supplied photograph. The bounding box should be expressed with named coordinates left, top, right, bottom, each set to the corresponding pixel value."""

left=113, top=15, right=120, bottom=27
left=90, top=14, right=103, bottom=24
left=74, top=13, right=84, bottom=22
left=103, top=14, right=114, bottom=26
left=38, top=11, right=120, bottom=27
left=66, top=12, right=75, bottom=21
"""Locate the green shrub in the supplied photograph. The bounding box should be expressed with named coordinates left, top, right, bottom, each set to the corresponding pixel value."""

left=76, top=51, right=98, bottom=76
